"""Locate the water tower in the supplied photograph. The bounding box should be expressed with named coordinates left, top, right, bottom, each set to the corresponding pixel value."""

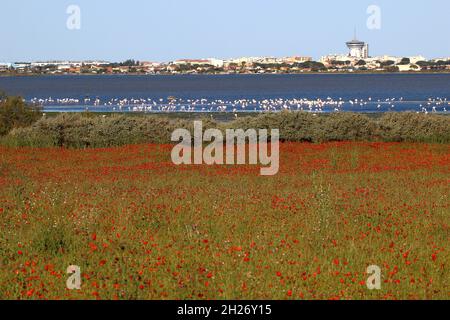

left=346, top=31, right=369, bottom=59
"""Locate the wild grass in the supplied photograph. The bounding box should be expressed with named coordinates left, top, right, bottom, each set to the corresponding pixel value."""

left=0, top=142, right=448, bottom=300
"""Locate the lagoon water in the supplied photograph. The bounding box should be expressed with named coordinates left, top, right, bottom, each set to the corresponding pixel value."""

left=0, top=74, right=449, bottom=113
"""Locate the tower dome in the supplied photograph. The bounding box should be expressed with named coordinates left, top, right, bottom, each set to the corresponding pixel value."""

left=346, top=32, right=369, bottom=59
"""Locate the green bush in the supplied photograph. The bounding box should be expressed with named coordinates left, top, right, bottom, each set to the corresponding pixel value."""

left=233, top=111, right=322, bottom=142
left=0, top=93, right=42, bottom=136
left=317, top=113, right=377, bottom=142
left=1, top=111, right=449, bottom=148
left=3, top=114, right=219, bottom=148
left=226, top=112, right=448, bottom=143
left=378, top=112, right=450, bottom=143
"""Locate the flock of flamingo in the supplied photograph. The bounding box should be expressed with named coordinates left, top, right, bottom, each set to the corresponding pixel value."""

left=29, top=96, right=450, bottom=114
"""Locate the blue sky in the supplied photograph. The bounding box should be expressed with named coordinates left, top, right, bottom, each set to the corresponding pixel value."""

left=1, top=0, right=449, bottom=62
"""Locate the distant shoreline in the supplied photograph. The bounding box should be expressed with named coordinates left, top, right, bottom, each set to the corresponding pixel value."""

left=2, top=71, right=450, bottom=78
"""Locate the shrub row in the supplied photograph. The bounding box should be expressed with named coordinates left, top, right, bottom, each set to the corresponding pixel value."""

left=1, top=112, right=449, bottom=148
left=230, top=112, right=450, bottom=143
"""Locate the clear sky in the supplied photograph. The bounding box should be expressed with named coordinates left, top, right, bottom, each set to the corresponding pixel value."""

left=1, top=0, right=449, bottom=62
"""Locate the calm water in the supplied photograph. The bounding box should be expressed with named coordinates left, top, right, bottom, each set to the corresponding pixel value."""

left=0, top=74, right=449, bottom=113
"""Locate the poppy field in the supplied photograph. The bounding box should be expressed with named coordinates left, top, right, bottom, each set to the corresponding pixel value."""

left=0, top=142, right=448, bottom=300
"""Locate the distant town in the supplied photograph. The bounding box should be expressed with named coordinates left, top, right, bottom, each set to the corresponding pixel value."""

left=2, top=37, right=450, bottom=75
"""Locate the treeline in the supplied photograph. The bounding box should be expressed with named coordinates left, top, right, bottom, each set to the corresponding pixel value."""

left=1, top=110, right=448, bottom=148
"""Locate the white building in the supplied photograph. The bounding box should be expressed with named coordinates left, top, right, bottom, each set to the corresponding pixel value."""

left=282, top=56, right=313, bottom=64
left=0, top=62, right=12, bottom=70
left=397, top=64, right=420, bottom=72
left=207, top=58, right=224, bottom=68
left=12, top=62, right=31, bottom=70
left=174, top=59, right=213, bottom=66
left=141, top=61, right=161, bottom=67
left=226, top=57, right=262, bottom=65
left=320, top=54, right=353, bottom=64
left=372, top=55, right=401, bottom=63
left=30, top=61, right=110, bottom=68
left=346, top=38, right=369, bottom=59
left=431, top=57, right=450, bottom=62
left=408, top=56, right=426, bottom=64
left=57, top=64, right=72, bottom=71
